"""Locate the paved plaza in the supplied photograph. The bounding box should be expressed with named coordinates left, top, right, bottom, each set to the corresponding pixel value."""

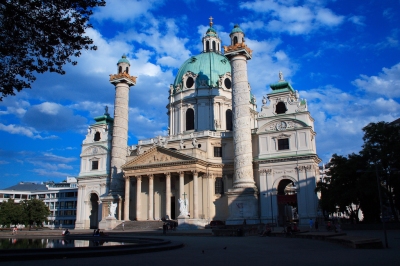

left=1, top=228, right=399, bottom=266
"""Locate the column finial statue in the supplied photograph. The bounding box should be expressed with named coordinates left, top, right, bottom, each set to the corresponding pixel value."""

left=279, top=71, right=284, bottom=82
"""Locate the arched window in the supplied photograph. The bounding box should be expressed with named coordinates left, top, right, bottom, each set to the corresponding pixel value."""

left=275, top=102, right=287, bottom=114
left=233, top=36, right=238, bottom=45
left=125, top=67, right=129, bottom=74
left=226, top=109, right=233, bottom=131
left=206, top=41, right=210, bottom=52
left=212, top=41, right=216, bottom=51
left=118, top=66, right=122, bottom=73
left=94, top=132, right=101, bottom=141
left=186, top=108, right=194, bottom=130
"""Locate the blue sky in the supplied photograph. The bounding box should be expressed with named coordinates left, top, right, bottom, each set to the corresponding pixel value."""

left=1, top=0, right=399, bottom=189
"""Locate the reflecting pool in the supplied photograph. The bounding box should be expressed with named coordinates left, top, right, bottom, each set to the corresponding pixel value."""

left=0, top=238, right=133, bottom=249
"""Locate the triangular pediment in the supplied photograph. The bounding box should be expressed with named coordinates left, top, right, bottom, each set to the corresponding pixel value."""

left=122, top=146, right=198, bottom=169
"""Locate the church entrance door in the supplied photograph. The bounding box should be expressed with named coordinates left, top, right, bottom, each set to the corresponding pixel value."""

left=171, top=196, right=176, bottom=219
left=89, top=193, right=99, bottom=229
left=277, top=179, right=298, bottom=226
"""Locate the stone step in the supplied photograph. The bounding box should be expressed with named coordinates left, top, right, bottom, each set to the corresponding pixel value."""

left=114, top=221, right=165, bottom=231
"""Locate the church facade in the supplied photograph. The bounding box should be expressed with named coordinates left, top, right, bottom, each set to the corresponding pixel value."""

left=75, top=19, right=320, bottom=229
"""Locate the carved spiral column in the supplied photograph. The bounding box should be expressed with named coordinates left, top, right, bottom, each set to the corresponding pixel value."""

left=165, top=173, right=171, bottom=219
left=124, top=176, right=130, bottom=221
left=230, top=55, right=255, bottom=189
left=136, top=176, right=142, bottom=220
left=148, top=174, right=154, bottom=220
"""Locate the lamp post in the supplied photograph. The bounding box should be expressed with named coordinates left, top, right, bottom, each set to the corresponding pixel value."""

left=374, top=164, right=389, bottom=248
left=358, top=165, right=389, bottom=248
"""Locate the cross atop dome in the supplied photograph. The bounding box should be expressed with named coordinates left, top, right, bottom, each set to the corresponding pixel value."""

left=209, top=16, right=213, bottom=27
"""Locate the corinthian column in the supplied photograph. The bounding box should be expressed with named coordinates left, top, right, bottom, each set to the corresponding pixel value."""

left=136, top=176, right=142, bottom=220
left=148, top=174, right=154, bottom=220
left=165, top=173, right=171, bottom=219
left=192, top=170, right=199, bottom=219
left=124, top=176, right=130, bottom=221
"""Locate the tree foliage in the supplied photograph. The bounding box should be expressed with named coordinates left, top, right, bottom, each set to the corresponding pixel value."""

left=0, top=0, right=106, bottom=100
left=316, top=121, right=400, bottom=223
left=22, top=199, right=51, bottom=228
left=0, top=199, right=25, bottom=227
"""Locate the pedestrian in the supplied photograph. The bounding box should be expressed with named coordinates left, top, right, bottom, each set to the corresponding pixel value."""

left=309, top=218, right=314, bottom=230
left=315, top=220, right=319, bottom=231
left=122, top=221, right=125, bottom=231
left=162, top=223, right=167, bottom=235
left=12, top=226, right=17, bottom=235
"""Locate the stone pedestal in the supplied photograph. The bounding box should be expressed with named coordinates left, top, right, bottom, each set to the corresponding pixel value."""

left=225, top=188, right=259, bottom=225
left=99, top=216, right=118, bottom=230
left=177, top=218, right=208, bottom=230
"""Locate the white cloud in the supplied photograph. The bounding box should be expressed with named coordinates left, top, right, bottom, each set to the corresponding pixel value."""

left=21, top=102, right=87, bottom=132
left=92, top=0, right=163, bottom=23
left=302, top=83, right=400, bottom=162
left=240, top=0, right=345, bottom=35
left=352, top=63, right=400, bottom=98
left=0, top=123, right=57, bottom=139
left=348, top=15, right=365, bottom=26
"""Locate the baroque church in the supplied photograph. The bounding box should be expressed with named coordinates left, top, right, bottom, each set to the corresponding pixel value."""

left=75, top=19, right=321, bottom=230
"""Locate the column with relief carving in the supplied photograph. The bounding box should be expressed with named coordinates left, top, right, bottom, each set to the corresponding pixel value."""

left=165, top=173, right=171, bottom=219
left=124, top=176, right=130, bottom=221
left=148, top=174, right=154, bottom=220
left=136, top=176, right=142, bottom=220
left=224, top=25, right=259, bottom=224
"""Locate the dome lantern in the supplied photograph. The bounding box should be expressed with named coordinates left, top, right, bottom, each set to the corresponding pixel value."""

left=202, top=16, right=222, bottom=53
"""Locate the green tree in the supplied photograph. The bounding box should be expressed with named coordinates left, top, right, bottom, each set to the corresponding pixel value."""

left=316, top=153, right=380, bottom=223
left=361, top=121, right=400, bottom=222
left=317, top=121, right=400, bottom=223
left=0, top=199, right=25, bottom=227
left=0, top=0, right=106, bottom=100
left=22, top=199, right=50, bottom=228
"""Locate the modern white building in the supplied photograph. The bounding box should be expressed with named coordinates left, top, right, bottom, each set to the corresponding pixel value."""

left=75, top=19, right=321, bottom=229
left=0, top=177, right=78, bottom=229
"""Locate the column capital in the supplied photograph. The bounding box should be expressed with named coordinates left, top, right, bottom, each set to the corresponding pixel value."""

left=178, top=171, right=185, bottom=176
left=164, top=172, right=171, bottom=177
left=259, top=169, right=272, bottom=174
left=148, top=174, right=154, bottom=180
left=191, top=170, right=198, bottom=175
left=135, top=175, right=142, bottom=181
left=297, top=165, right=312, bottom=171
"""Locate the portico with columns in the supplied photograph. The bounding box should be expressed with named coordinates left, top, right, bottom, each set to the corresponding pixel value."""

left=122, top=146, right=225, bottom=222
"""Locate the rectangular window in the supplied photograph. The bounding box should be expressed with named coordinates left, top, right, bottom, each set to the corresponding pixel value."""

left=278, top=138, right=289, bottom=150
left=214, top=147, right=222, bottom=157
left=215, top=177, right=224, bottom=194
left=65, top=192, right=75, bottom=198
left=92, top=160, right=99, bottom=170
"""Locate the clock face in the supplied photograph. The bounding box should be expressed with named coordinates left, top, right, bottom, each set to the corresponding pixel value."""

left=276, top=121, right=287, bottom=131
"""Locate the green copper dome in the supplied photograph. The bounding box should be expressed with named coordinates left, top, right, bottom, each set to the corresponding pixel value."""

left=230, top=24, right=244, bottom=35
left=117, top=54, right=130, bottom=65
left=206, top=26, right=217, bottom=36
left=173, top=52, right=231, bottom=89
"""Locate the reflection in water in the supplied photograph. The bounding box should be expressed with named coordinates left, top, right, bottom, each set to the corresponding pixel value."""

left=0, top=239, right=131, bottom=249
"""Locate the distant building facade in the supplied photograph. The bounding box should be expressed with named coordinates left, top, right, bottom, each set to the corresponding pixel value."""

left=0, top=177, right=78, bottom=229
